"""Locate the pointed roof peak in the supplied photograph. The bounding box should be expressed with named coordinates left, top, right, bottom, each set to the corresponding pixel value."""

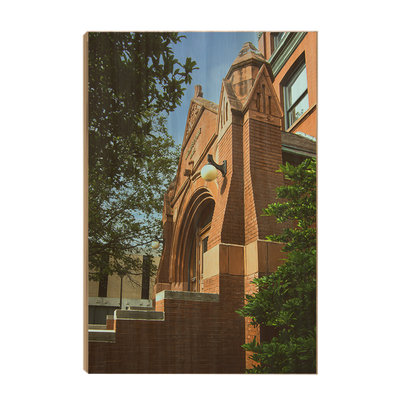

left=237, top=42, right=264, bottom=58
left=226, top=41, right=273, bottom=84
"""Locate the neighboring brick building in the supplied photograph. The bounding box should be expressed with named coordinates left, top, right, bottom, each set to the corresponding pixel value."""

left=258, top=31, right=317, bottom=139
left=87, top=33, right=317, bottom=373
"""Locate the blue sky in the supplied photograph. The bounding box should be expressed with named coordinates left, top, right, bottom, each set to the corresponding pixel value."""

left=167, top=32, right=259, bottom=146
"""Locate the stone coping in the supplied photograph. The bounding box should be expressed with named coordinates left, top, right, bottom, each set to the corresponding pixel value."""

left=156, top=290, right=220, bottom=303
left=88, top=330, right=116, bottom=343
left=114, top=309, right=165, bottom=321
left=88, top=324, right=107, bottom=330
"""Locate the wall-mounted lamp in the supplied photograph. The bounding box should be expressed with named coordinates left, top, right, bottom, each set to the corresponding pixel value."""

left=200, top=154, right=227, bottom=182
left=151, top=236, right=164, bottom=250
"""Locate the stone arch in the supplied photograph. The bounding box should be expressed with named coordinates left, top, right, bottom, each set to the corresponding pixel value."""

left=171, top=187, right=215, bottom=290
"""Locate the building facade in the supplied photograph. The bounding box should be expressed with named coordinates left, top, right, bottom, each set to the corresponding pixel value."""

left=87, top=33, right=317, bottom=373
left=258, top=32, right=317, bottom=138
left=88, top=254, right=160, bottom=325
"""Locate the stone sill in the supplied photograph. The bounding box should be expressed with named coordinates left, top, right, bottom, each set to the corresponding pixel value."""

left=287, top=102, right=317, bottom=133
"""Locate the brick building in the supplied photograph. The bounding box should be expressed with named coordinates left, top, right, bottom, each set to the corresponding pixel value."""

left=87, top=33, right=317, bottom=373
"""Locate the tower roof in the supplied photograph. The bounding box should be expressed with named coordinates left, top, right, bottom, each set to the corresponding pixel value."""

left=232, top=41, right=266, bottom=65
left=225, top=41, right=274, bottom=84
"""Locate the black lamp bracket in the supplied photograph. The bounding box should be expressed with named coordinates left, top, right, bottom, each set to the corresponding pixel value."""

left=207, top=154, right=227, bottom=177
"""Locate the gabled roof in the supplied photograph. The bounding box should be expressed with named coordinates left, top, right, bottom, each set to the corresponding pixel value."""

left=192, top=96, right=219, bottom=114
left=242, top=63, right=283, bottom=118
left=221, top=78, right=243, bottom=112
left=182, top=85, right=218, bottom=145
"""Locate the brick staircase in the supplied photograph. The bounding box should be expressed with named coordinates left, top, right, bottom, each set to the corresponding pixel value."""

left=88, top=305, right=164, bottom=343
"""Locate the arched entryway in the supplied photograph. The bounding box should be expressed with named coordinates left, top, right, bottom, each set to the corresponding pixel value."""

left=173, top=188, right=215, bottom=292
left=186, top=201, right=214, bottom=292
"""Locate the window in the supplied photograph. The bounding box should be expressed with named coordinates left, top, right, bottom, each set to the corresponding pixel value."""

left=283, top=61, right=309, bottom=129
left=98, top=254, right=109, bottom=297
left=201, top=236, right=208, bottom=274
left=141, top=255, right=150, bottom=299
left=98, top=276, right=108, bottom=297
left=271, top=32, right=285, bottom=52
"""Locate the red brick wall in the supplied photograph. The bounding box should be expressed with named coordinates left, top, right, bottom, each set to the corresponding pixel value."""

left=243, top=117, right=285, bottom=245
left=220, top=122, right=245, bottom=246
left=106, top=317, right=114, bottom=330
left=218, top=274, right=246, bottom=366
left=89, top=275, right=246, bottom=373
left=258, top=32, right=317, bottom=138
left=207, top=105, right=285, bottom=250
left=203, top=274, right=219, bottom=294
left=208, top=121, right=245, bottom=250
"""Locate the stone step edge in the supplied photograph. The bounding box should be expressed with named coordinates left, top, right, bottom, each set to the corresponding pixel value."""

left=114, top=309, right=165, bottom=321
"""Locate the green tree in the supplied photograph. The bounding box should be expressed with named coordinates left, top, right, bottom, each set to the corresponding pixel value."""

left=88, top=112, right=179, bottom=283
left=88, top=32, right=198, bottom=283
left=89, top=32, right=198, bottom=184
left=237, top=158, right=316, bottom=373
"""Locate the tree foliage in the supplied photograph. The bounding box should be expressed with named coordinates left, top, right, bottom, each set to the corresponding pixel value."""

left=237, top=158, right=316, bottom=373
left=89, top=32, right=198, bottom=184
left=264, top=157, right=316, bottom=253
left=89, top=113, right=179, bottom=282
left=88, top=32, right=198, bottom=282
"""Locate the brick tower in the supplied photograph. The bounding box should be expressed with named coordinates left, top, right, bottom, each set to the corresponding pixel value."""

left=152, top=42, right=289, bottom=370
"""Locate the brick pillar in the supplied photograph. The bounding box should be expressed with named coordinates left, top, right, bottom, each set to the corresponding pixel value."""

left=243, top=115, right=285, bottom=245
left=208, top=117, right=245, bottom=250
